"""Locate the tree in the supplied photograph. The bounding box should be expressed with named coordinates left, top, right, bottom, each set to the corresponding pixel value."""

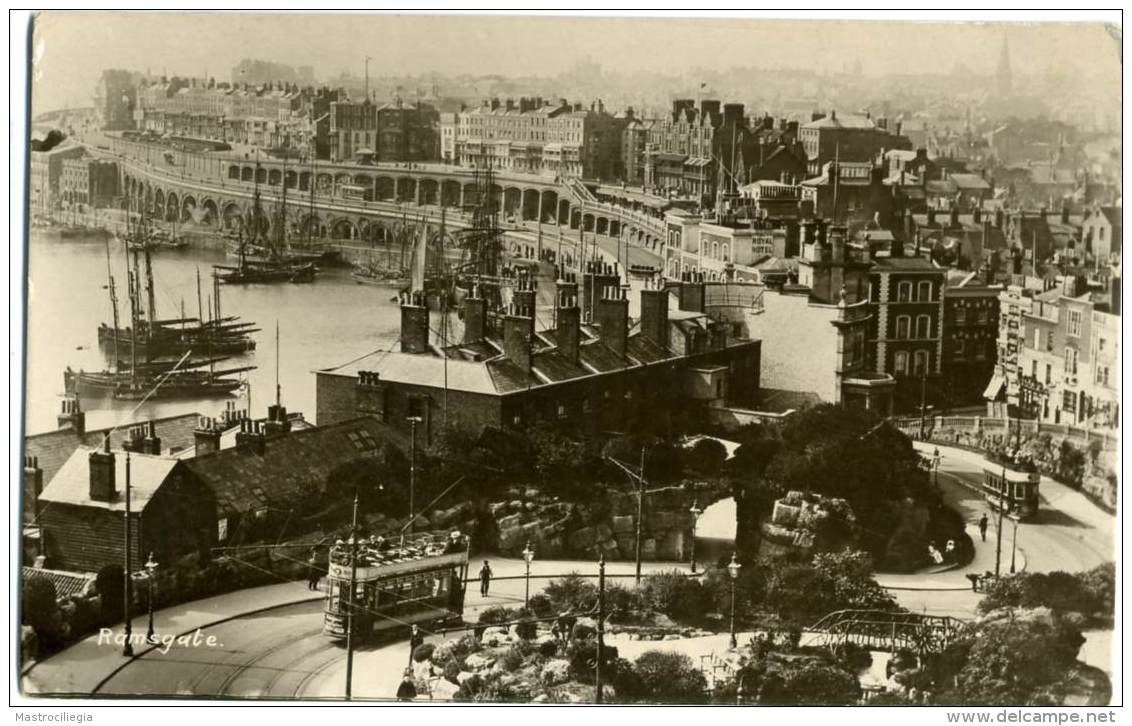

left=638, top=571, right=709, bottom=623
left=544, top=573, right=597, bottom=614
left=764, top=550, right=896, bottom=624
left=22, top=577, right=58, bottom=638
left=755, top=659, right=861, bottom=705
left=686, top=437, right=727, bottom=477
left=96, top=564, right=125, bottom=622
left=622, top=651, right=708, bottom=704
left=938, top=613, right=1085, bottom=705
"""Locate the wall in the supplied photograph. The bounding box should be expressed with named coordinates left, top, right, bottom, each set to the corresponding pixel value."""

left=744, top=290, right=839, bottom=402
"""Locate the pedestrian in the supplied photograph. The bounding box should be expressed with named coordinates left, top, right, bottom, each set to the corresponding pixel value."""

left=945, top=539, right=956, bottom=560
left=408, top=624, right=425, bottom=666
left=306, top=548, right=321, bottom=591
left=978, top=514, right=989, bottom=542
left=396, top=669, right=417, bottom=701
left=557, top=611, right=576, bottom=643
left=479, top=560, right=493, bottom=597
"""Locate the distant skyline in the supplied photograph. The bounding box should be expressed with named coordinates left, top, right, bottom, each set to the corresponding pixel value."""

left=29, top=12, right=1122, bottom=114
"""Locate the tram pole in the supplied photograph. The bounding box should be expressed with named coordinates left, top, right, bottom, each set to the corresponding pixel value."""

left=344, top=490, right=359, bottom=701
left=994, top=465, right=1006, bottom=578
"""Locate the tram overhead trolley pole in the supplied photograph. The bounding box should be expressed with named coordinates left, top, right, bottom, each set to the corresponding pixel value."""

left=344, top=490, right=360, bottom=700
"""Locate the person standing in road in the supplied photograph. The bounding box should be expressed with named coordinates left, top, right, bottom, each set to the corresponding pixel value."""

left=479, top=560, right=493, bottom=597
left=396, top=670, right=417, bottom=701
left=978, top=514, right=989, bottom=542
left=408, top=624, right=424, bottom=666
left=306, top=548, right=321, bottom=591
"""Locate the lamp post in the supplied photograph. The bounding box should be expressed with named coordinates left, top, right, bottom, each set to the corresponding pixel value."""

left=727, top=552, right=741, bottom=649
left=931, top=448, right=941, bottom=492
left=144, top=552, right=158, bottom=644
left=595, top=554, right=606, bottom=704
left=1009, top=506, right=1019, bottom=574
left=688, top=500, right=703, bottom=574
left=522, top=541, right=534, bottom=606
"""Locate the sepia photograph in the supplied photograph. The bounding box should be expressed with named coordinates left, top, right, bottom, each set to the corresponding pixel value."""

left=11, top=9, right=1122, bottom=710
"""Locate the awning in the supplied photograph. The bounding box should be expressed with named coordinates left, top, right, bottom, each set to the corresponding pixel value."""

left=983, top=374, right=1005, bottom=401
left=685, top=157, right=712, bottom=168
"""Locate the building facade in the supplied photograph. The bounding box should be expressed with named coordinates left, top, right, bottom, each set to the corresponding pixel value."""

left=800, top=111, right=910, bottom=177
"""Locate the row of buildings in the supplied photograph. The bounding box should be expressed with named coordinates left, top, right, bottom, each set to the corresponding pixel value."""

left=29, top=144, right=120, bottom=219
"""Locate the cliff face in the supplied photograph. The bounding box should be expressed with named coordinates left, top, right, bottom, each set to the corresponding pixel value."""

left=461, top=482, right=731, bottom=561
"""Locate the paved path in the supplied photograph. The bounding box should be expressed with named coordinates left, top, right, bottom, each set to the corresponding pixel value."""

left=23, top=558, right=687, bottom=697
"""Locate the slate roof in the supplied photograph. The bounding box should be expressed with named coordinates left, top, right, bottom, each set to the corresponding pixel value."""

left=182, top=417, right=393, bottom=516
left=25, top=412, right=202, bottom=486
left=39, top=449, right=179, bottom=512
left=871, top=256, right=942, bottom=272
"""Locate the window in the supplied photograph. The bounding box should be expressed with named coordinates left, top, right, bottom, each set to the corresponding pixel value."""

left=1031, top=360, right=1038, bottom=378
left=976, top=309, right=989, bottom=325
left=894, top=351, right=909, bottom=375
left=1045, top=364, right=1052, bottom=385
left=955, top=339, right=967, bottom=358
left=915, top=315, right=931, bottom=339
left=1046, top=331, right=1054, bottom=352
left=895, top=315, right=911, bottom=339
left=975, top=341, right=987, bottom=361
left=1098, top=337, right=1107, bottom=352
left=913, top=350, right=929, bottom=376
left=1064, top=347, right=1078, bottom=375
left=556, top=402, right=567, bottom=420
left=1063, top=390, right=1076, bottom=414
left=1096, top=365, right=1110, bottom=386
left=1067, top=309, right=1082, bottom=337
left=217, top=518, right=228, bottom=542
left=897, top=281, right=912, bottom=302
left=955, top=307, right=967, bottom=326
left=917, top=281, right=932, bottom=302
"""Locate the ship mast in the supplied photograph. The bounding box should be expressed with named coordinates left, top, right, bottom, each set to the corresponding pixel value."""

left=105, top=237, right=120, bottom=371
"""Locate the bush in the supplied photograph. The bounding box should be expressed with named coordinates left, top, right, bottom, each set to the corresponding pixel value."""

left=566, top=640, right=618, bottom=684
left=625, top=651, right=708, bottom=704
left=498, top=646, right=525, bottom=672
left=412, top=642, right=435, bottom=663
left=687, top=437, right=728, bottom=476
left=514, top=616, right=538, bottom=641
left=538, top=639, right=560, bottom=658
left=454, top=672, right=519, bottom=702
left=639, top=571, right=709, bottom=623
left=544, top=573, right=597, bottom=614
left=525, top=593, right=555, bottom=618
left=571, top=621, right=596, bottom=641
left=478, top=605, right=517, bottom=627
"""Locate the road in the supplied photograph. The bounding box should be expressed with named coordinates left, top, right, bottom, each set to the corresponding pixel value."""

left=94, top=558, right=684, bottom=699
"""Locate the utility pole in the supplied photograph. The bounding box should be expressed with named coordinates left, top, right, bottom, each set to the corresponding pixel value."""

left=122, top=448, right=134, bottom=657
left=407, top=416, right=422, bottom=539
left=919, top=369, right=928, bottom=439
left=994, top=465, right=1006, bottom=578
left=364, top=56, right=372, bottom=103
left=595, top=554, right=605, bottom=704
left=344, top=490, right=359, bottom=700
left=635, top=446, right=645, bottom=586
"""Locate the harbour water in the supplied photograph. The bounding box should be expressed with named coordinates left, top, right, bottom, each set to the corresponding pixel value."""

left=22, top=231, right=407, bottom=435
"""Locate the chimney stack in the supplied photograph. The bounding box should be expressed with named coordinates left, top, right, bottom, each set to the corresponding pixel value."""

left=235, top=419, right=267, bottom=455
left=555, top=273, right=581, bottom=363
left=399, top=291, right=430, bottom=353
left=23, top=455, right=43, bottom=527
left=596, top=285, right=629, bottom=357
left=462, top=287, right=487, bottom=343
left=639, top=277, right=669, bottom=349
left=678, top=271, right=706, bottom=313
left=88, top=434, right=116, bottom=502
left=57, top=396, right=85, bottom=435
left=582, top=259, right=620, bottom=322
left=193, top=416, right=222, bottom=457
left=264, top=404, right=291, bottom=438
left=501, top=304, right=535, bottom=372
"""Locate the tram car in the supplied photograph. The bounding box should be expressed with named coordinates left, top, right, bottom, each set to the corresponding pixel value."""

left=323, top=531, right=470, bottom=640
left=980, top=463, right=1040, bottom=520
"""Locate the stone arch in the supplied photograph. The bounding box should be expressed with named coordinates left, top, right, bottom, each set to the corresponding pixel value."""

left=221, top=202, right=243, bottom=230
left=538, top=190, right=559, bottom=224
left=557, top=199, right=571, bottom=225
left=521, top=188, right=540, bottom=221
left=596, top=217, right=609, bottom=235
left=165, top=192, right=179, bottom=222
left=200, top=198, right=219, bottom=227
left=298, top=171, right=312, bottom=191
left=462, top=182, right=479, bottom=208
left=488, top=184, right=503, bottom=211
left=180, top=194, right=197, bottom=223
left=360, top=220, right=389, bottom=245
left=668, top=258, right=681, bottom=279
left=334, top=172, right=352, bottom=191
left=582, top=213, right=595, bottom=232
left=228, top=164, right=241, bottom=180
left=609, top=220, right=621, bottom=238
left=375, top=176, right=395, bottom=201
left=284, top=170, right=298, bottom=189
left=441, top=180, right=461, bottom=207
left=254, top=167, right=267, bottom=184
left=298, top=213, right=321, bottom=240
left=241, top=166, right=254, bottom=182
left=330, top=218, right=358, bottom=240
left=418, top=178, right=439, bottom=206
left=154, top=188, right=166, bottom=211
left=396, top=177, right=416, bottom=202
left=570, top=209, right=582, bottom=229
left=353, top=174, right=373, bottom=192
left=503, top=187, right=523, bottom=218
left=316, top=173, right=334, bottom=194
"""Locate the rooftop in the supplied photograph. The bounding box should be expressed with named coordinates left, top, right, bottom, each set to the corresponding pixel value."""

left=38, top=448, right=178, bottom=513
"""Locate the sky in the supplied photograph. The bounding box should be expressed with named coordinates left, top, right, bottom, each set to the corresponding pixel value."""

left=26, top=12, right=1123, bottom=114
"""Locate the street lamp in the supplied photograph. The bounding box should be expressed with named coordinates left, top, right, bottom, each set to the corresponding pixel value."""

left=931, top=448, right=942, bottom=491
left=406, top=416, right=423, bottom=540
left=688, top=500, right=703, bottom=574
left=727, top=552, right=741, bottom=649
left=522, top=541, right=535, bottom=606
left=1009, top=506, right=1019, bottom=574
left=144, top=552, right=158, bottom=644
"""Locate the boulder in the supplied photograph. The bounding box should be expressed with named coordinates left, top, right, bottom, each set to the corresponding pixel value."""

left=509, top=499, right=525, bottom=512
left=531, top=694, right=549, bottom=703
left=594, top=524, right=613, bottom=543
left=497, top=513, right=524, bottom=532
left=465, top=653, right=496, bottom=671
left=611, top=514, right=635, bottom=534
left=414, top=513, right=431, bottom=530
left=524, top=502, right=538, bottom=512
left=489, top=502, right=509, bottom=518
left=641, top=538, right=657, bottom=559
left=567, top=526, right=596, bottom=551
left=540, top=659, right=571, bottom=686
left=523, top=488, right=541, bottom=501
left=601, top=539, right=620, bottom=556
left=456, top=670, right=477, bottom=684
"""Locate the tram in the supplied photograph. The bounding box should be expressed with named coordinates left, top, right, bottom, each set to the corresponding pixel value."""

left=323, top=531, right=470, bottom=641
left=980, top=463, right=1040, bottom=520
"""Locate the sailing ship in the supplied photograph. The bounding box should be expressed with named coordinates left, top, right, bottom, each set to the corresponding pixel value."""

left=98, top=267, right=258, bottom=356
left=118, top=190, right=188, bottom=251
left=213, top=155, right=318, bottom=284
left=68, top=240, right=255, bottom=401
left=350, top=213, right=417, bottom=287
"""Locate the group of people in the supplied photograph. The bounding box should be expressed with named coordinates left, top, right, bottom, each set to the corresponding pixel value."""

left=305, top=531, right=468, bottom=591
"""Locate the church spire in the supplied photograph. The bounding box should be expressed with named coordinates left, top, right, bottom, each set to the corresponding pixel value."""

left=996, top=32, right=1013, bottom=97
